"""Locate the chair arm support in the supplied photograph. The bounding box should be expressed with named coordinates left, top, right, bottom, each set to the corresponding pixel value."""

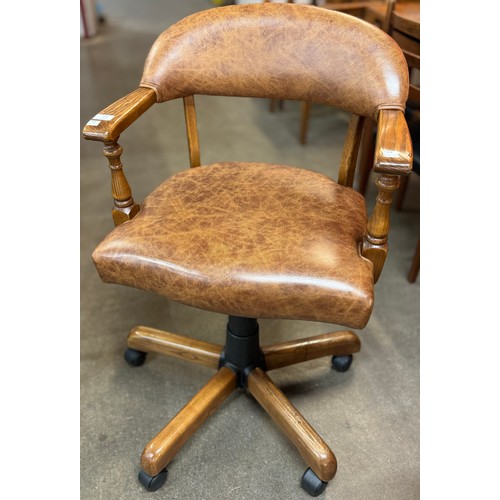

left=83, top=87, right=156, bottom=142
left=373, top=109, right=413, bottom=175
left=82, top=87, right=156, bottom=225
left=362, top=110, right=413, bottom=282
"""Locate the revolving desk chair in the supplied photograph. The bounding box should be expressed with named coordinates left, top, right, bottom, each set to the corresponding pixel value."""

left=83, top=3, right=412, bottom=497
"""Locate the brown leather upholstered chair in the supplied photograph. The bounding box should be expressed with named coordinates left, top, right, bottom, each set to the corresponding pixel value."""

left=83, top=3, right=412, bottom=496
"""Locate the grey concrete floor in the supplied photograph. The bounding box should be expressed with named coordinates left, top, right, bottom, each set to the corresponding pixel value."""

left=81, top=1, right=420, bottom=499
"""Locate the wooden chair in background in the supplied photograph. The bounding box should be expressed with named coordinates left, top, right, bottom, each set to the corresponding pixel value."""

left=83, top=3, right=412, bottom=496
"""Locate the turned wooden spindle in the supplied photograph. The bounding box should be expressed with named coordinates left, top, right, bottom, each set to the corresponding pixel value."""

left=102, top=139, right=141, bottom=226
left=362, top=173, right=400, bottom=283
left=338, top=113, right=364, bottom=188
left=183, top=95, right=201, bottom=168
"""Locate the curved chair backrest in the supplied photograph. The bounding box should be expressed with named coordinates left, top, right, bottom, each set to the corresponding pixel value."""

left=140, top=3, right=408, bottom=121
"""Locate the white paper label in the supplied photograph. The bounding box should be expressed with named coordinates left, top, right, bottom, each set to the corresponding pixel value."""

left=87, top=119, right=101, bottom=126
left=94, top=113, right=114, bottom=121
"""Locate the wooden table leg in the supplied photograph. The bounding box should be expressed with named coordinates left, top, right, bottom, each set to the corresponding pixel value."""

left=247, top=368, right=337, bottom=482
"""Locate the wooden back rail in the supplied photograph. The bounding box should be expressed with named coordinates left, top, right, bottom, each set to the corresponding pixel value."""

left=338, top=114, right=365, bottom=188
left=183, top=95, right=201, bottom=168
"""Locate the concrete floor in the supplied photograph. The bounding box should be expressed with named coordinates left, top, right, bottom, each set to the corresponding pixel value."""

left=81, top=1, right=420, bottom=499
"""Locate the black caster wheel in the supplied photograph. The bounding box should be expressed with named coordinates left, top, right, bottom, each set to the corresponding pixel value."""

left=124, top=348, right=147, bottom=367
left=301, top=468, right=328, bottom=497
left=138, top=468, right=168, bottom=492
left=331, top=354, right=353, bottom=372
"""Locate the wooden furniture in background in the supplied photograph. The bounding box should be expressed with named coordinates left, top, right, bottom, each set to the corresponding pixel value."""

left=83, top=3, right=412, bottom=496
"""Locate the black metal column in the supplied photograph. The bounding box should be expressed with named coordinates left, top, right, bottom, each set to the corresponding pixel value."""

left=219, top=316, right=265, bottom=387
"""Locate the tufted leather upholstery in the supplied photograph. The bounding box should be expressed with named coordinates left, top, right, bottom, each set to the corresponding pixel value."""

left=140, top=3, right=408, bottom=120
left=93, top=163, right=374, bottom=328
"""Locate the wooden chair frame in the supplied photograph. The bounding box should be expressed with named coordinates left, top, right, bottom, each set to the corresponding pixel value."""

left=82, top=4, right=412, bottom=495
left=83, top=86, right=411, bottom=493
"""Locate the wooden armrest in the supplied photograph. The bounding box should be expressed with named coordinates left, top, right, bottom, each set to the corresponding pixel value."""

left=83, top=87, right=157, bottom=142
left=361, top=110, right=413, bottom=282
left=374, top=109, right=413, bottom=175
left=83, top=87, right=156, bottom=226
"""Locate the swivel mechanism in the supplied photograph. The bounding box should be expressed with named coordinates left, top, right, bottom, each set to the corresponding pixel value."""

left=218, top=316, right=266, bottom=388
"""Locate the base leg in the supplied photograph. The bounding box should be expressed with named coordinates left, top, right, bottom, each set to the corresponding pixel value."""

left=247, top=368, right=337, bottom=482
left=262, top=330, right=360, bottom=370
left=140, top=367, right=236, bottom=477
left=127, top=326, right=222, bottom=369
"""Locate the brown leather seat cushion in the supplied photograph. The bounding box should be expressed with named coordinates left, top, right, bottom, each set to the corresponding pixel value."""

left=93, top=162, right=374, bottom=328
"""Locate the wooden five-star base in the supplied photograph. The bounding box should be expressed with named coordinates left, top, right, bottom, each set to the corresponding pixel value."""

left=124, top=318, right=361, bottom=497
